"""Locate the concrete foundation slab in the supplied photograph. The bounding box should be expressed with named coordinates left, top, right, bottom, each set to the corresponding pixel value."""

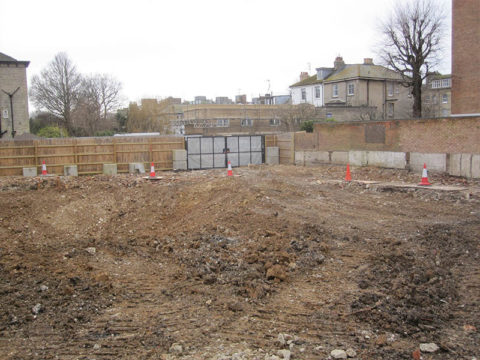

left=173, top=160, right=187, bottom=170
left=129, top=163, right=146, bottom=174
left=294, top=151, right=305, bottom=166
left=368, top=151, right=406, bottom=169
left=459, top=154, right=472, bottom=178
left=331, top=151, right=349, bottom=165
left=103, top=163, right=117, bottom=175
left=410, top=153, right=447, bottom=172
left=172, top=149, right=187, bottom=162
left=448, top=154, right=462, bottom=176
left=349, top=151, right=367, bottom=166
left=472, top=155, right=480, bottom=178
left=64, top=165, right=78, bottom=176
left=22, top=167, right=37, bottom=177
left=305, top=151, right=330, bottom=165
left=266, top=147, right=280, bottom=165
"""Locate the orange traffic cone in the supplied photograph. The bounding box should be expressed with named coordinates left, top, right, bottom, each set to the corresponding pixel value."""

left=227, top=161, right=233, bottom=177
left=41, top=160, right=47, bottom=176
left=345, top=163, right=352, bottom=182
left=418, top=163, right=432, bottom=186
left=149, top=162, right=156, bottom=178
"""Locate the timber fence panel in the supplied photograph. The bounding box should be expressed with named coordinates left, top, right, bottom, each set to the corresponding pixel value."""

left=276, top=132, right=294, bottom=164
left=0, top=136, right=186, bottom=176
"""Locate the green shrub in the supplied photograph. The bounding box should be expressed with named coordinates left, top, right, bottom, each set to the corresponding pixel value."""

left=300, top=120, right=315, bottom=133
left=94, top=130, right=115, bottom=137
left=37, top=126, right=68, bottom=138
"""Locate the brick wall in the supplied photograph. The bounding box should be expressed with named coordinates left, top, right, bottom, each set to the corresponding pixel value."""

left=313, top=116, right=480, bottom=153
left=452, top=0, right=480, bottom=115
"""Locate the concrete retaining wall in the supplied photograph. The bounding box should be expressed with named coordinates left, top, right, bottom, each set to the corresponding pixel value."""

left=295, top=150, right=480, bottom=178
left=410, top=153, right=447, bottom=172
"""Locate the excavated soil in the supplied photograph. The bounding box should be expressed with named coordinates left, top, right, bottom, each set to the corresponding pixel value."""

left=0, top=165, right=479, bottom=359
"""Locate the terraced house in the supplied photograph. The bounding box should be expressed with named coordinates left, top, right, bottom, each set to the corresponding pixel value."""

left=290, top=56, right=413, bottom=121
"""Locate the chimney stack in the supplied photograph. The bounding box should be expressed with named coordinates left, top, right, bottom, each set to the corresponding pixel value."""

left=334, top=56, right=345, bottom=70
left=300, top=72, right=309, bottom=81
left=363, top=58, right=374, bottom=65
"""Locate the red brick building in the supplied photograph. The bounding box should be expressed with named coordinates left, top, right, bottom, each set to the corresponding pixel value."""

left=452, top=0, right=480, bottom=115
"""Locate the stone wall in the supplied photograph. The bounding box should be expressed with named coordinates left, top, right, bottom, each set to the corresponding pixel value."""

left=0, top=63, right=30, bottom=139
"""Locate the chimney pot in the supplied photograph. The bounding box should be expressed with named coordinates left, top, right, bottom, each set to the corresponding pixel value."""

left=334, top=56, right=345, bottom=70
left=300, top=72, right=309, bottom=81
left=364, top=58, right=374, bottom=65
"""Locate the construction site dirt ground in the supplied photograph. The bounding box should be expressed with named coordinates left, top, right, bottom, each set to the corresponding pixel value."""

left=0, top=165, right=479, bottom=360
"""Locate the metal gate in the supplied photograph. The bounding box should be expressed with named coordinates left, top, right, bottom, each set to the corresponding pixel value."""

left=186, top=135, right=264, bottom=170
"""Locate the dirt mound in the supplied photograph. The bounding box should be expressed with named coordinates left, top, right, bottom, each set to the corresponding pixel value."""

left=0, top=165, right=478, bottom=359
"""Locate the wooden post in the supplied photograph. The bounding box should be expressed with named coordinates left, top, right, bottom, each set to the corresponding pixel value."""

left=149, top=138, right=153, bottom=164
left=74, top=140, right=78, bottom=166
left=34, top=141, right=38, bottom=169
left=113, top=139, right=117, bottom=164
left=291, top=132, right=295, bottom=164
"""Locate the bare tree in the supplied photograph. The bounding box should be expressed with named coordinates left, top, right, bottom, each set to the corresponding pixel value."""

left=73, top=74, right=123, bottom=136
left=30, top=53, right=82, bottom=134
left=275, top=103, right=316, bottom=132
left=377, top=0, right=445, bottom=118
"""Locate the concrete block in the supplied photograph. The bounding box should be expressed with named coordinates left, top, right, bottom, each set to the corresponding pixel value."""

left=460, top=154, right=473, bottom=178
left=305, top=151, right=330, bottom=165
left=129, top=163, right=145, bottom=174
left=173, top=160, right=187, bottom=170
left=103, top=163, right=117, bottom=175
left=331, top=151, right=349, bottom=165
left=367, top=151, right=407, bottom=169
left=266, top=147, right=280, bottom=165
left=472, top=155, right=480, bottom=178
left=64, top=165, right=78, bottom=176
left=349, top=151, right=367, bottom=166
left=448, top=154, right=462, bottom=176
left=22, top=167, right=37, bottom=177
left=294, top=151, right=304, bottom=166
left=410, top=153, right=447, bottom=172
left=172, top=149, right=187, bottom=162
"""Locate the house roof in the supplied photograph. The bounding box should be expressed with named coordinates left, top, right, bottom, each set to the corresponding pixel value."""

left=325, top=64, right=403, bottom=82
left=290, top=75, right=323, bottom=88
left=0, top=52, right=30, bottom=66
left=290, top=63, right=405, bottom=88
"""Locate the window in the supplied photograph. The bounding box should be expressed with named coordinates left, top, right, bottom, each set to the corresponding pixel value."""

left=432, top=79, right=451, bottom=89
left=269, top=118, right=280, bottom=126
left=387, top=103, right=394, bottom=117
left=301, top=88, right=306, bottom=100
left=347, top=83, right=354, bottom=96
left=442, top=109, right=449, bottom=117
left=387, top=82, right=394, bottom=96
left=216, top=119, right=229, bottom=127
left=433, top=95, right=437, bottom=104
left=425, top=95, right=430, bottom=103
left=442, top=94, right=448, bottom=103
left=241, top=118, right=252, bottom=127
left=332, top=84, right=338, bottom=97
left=315, top=86, right=321, bottom=98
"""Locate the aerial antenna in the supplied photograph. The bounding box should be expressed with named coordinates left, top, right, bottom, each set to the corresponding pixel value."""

left=266, top=79, right=271, bottom=95
left=1, top=87, right=20, bottom=138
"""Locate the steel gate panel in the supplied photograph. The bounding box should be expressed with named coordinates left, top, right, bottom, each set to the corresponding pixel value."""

left=187, top=135, right=264, bottom=170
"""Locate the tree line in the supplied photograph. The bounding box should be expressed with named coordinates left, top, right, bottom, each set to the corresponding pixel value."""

left=29, top=53, right=124, bottom=137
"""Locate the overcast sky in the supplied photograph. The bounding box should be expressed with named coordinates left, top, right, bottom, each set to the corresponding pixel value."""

left=1, top=0, right=451, bottom=106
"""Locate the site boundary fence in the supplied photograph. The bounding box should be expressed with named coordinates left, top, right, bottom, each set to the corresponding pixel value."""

left=0, top=136, right=185, bottom=176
